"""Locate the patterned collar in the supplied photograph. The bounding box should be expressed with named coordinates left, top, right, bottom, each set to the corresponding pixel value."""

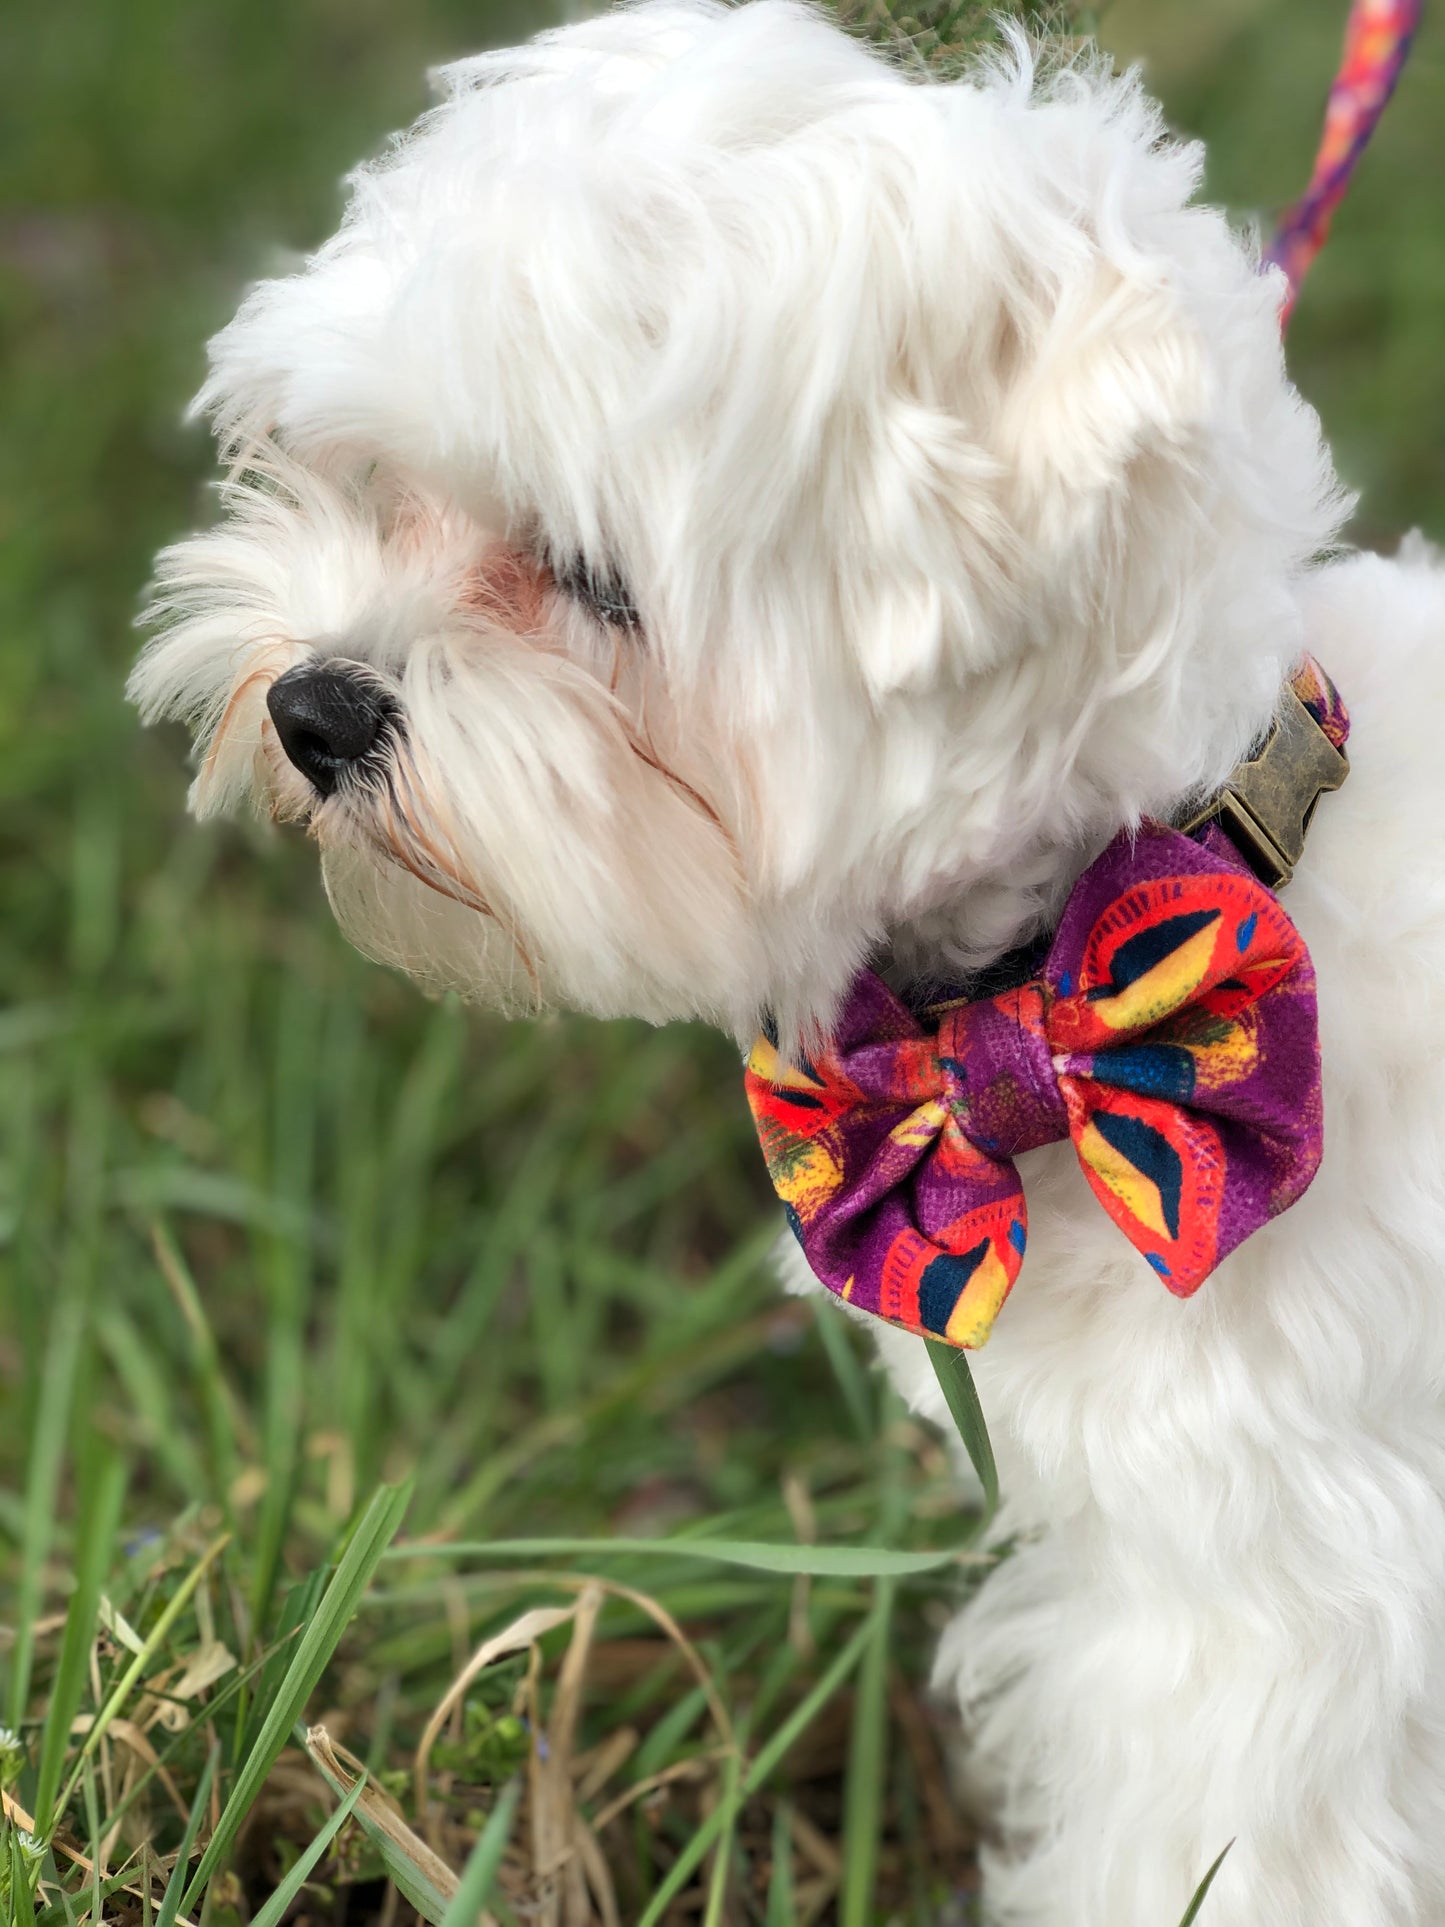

left=745, top=660, right=1350, bottom=1350
left=908, top=657, right=1350, bottom=1019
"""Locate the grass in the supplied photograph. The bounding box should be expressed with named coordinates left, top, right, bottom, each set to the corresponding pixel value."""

left=1, top=0, right=1442, bottom=1919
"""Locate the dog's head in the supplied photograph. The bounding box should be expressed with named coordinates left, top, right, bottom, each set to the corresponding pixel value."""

left=130, top=0, right=1343, bottom=1045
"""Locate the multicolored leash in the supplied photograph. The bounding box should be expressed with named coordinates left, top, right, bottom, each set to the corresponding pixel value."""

left=1266, top=0, right=1423, bottom=324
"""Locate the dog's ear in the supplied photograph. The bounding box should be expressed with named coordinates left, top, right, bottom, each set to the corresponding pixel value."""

left=841, top=101, right=1217, bottom=699
left=840, top=395, right=1022, bottom=697
left=843, top=218, right=1217, bottom=701
left=990, top=242, right=1212, bottom=567
left=840, top=270, right=1209, bottom=699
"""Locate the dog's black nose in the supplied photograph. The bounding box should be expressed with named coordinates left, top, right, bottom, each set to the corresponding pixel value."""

left=266, top=665, right=392, bottom=796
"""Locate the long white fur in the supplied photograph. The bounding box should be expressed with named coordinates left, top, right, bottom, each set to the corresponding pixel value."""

left=129, top=4, right=1445, bottom=1918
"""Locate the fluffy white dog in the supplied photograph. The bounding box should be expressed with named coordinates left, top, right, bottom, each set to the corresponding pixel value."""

left=130, top=3, right=1445, bottom=1920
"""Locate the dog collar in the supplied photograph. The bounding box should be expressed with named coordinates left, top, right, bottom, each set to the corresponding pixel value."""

left=745, top=659, right=1350, bottom=1349
left=1176, top=656, right=1349, bottom=889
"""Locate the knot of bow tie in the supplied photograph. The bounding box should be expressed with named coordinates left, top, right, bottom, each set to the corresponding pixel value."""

left=745, top=821, right=1324, bottom=1349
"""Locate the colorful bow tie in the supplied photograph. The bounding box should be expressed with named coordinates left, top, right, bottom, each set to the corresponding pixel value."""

left=746, top=820, right=1327, bottom=1349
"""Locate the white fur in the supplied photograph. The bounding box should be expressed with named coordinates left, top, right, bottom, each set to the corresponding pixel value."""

left=862, top=538, right=1445, bottom=1925
left=130, top=4, right=1445, bottom=1918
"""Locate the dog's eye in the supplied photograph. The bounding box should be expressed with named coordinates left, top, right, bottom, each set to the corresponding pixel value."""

left=549, top=553, right=641, bottom=631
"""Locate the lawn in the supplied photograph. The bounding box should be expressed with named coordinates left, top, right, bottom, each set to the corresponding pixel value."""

left=1, top=0, right=1441, bottom=1920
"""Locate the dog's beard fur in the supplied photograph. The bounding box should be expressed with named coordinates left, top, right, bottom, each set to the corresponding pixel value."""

left=135, top=462, right=754, bottom=1025
left=129, top=0, right=1344, bottom=1054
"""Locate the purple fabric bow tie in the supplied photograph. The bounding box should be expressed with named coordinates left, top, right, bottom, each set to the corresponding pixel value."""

left=746, top=819, right=1328, bottom=1350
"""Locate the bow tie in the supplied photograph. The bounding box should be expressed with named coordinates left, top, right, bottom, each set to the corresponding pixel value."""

left=746, top=818, right=1330, bottom=1351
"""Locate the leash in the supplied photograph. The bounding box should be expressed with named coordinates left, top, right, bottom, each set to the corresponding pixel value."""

left=1265, top=0, right=1423, bottom=324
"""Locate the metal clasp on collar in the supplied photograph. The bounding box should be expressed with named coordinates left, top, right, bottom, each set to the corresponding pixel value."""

left=1179, top=688, right=1349, bottom=890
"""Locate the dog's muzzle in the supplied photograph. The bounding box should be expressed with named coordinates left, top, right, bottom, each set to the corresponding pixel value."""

left=266, top=664, right=394, bottom=796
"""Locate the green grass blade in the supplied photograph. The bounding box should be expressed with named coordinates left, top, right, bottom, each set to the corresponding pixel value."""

left=8, top=1291, right=84, bottom=1726
left=925, top=1338, right=999, bottom=1527
left=247, top=1774, right=366, bottom=1927
left=306, top=1736, right=455, bottom=1924
left=765, top=1802, right=795, bottom=1927
left=77, top=1637, right=287, bottom=1854
left=95, top=1308, right=204, bottom=1500
left=32, top=1850, right=82, bottom=1927
left=82, top=1757, right=103, bottom=1924
left=248, top=976, right=324, bottom=1635
left=32, top=1449, right=127, bottom=1833
left=1178, top=1840, right=1234, bottom=1926
left=629, top=1682, right=711, bottom=1782
left=439, top=1777, right=522, bottom=1927
left=637, top=1602, right=879, bottom=1927
left=6, top=1830, right=44, bottom=1917
left=182, top=1480, right=412, bottom=1909
left=235, top=1569, right=327, bottom=1762
left=840, top=1577, right=895, bottom=1927
left=249, top=1339, right=304, bottom=1635
left=810, top=1302, right=877, bottom=1443
left=155, top=1742, right=219, bottom=1927
left=387, top=1537, right=981, bottom=1578
left=365, top=1834, right=452, bottom=1922
left=701, top=1741, right=744, bottom=1927
left=745, top=1599, right=879, bottom=1792
left=52, top=1531, right=230, bottom=1826
left=149, top=1220, right=245, bottom=1513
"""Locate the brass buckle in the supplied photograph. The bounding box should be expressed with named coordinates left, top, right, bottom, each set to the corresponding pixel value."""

left=1178, top=687, right=1349, bottom=890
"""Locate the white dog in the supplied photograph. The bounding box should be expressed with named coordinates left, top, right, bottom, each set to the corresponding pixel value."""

left=130, top=3, right=1445, bottom=1920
